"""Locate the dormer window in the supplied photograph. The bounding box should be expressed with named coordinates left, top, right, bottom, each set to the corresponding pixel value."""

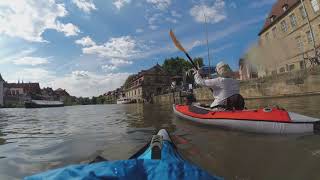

left=283, top=4, right=288, bottom=12
left=270, top=15, right=276, bottom=22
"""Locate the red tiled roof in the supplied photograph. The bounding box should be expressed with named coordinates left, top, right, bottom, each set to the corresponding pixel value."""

left=259, top=0, right=300, bottom=35
left=5, top=83, right=41, bottom=94
left=54, top=88, right=70, bottom=96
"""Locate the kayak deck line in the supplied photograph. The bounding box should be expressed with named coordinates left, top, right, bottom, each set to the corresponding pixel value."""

left=173, top=104, right=320, bottom=134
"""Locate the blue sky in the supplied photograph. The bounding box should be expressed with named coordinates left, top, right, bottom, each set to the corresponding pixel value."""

left=0, top=0, right=276, bottom=97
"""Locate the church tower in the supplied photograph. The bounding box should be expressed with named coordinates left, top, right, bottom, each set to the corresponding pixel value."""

left=0, top=73, right=4, bottom=107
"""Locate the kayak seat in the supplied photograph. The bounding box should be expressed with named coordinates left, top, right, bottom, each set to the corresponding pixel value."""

left=189, top=105, right=210, bottom=115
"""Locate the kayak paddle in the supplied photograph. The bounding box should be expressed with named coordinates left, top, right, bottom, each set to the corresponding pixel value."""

left=170, top=29, right=199, bottom=70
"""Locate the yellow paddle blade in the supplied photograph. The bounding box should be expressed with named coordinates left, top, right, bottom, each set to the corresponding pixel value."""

left=170, top=29, right=186, bottom=53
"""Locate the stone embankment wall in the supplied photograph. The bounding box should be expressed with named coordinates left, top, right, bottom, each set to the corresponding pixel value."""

left=153, top=69, right=320, bottom=104
left=152, top=91, right=190, bottom=105
left=240, top=70, right=320, bottom=98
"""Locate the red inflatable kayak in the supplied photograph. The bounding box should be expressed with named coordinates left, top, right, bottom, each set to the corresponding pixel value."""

left=173, top=104, right=320, bottom=134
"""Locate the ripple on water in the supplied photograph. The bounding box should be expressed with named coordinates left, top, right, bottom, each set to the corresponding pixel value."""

left=0, top=101, right=320, bottom=179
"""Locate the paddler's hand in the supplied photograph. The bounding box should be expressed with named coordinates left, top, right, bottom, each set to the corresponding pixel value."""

left=186, top=68, right=198, bottom=76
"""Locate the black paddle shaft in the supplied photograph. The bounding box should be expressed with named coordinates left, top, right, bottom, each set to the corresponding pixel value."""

left=185, top=53, right=198, bottom=70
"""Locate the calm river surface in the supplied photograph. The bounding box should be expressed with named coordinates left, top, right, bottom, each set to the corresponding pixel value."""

left=1, top=96, right=320, bottom=180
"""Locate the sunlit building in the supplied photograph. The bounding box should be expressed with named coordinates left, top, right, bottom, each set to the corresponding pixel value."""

left=257, top=0, right=320, bottom=76
left=239, top=58, right=258, bottom=80
left=124, top=64, right=170, bottom=103
left=0, top=73, right=41, bottom=106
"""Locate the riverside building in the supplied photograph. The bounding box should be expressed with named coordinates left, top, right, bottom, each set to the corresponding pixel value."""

left=0, top=74, right=4, bottom=107
left=257, top=0, right=320, bottom=77
left=124, top=64, right=170, bottom=103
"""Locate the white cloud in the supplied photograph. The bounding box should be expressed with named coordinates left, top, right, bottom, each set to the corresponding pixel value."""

left=190, top=0, right=227, bottom=24
left=113, top=0, right=131, bottom=10
left=13, top=57, right=50, bottom=66
left=52, top=71, right=130, bottom=97
left=148, top=13, right=162, bottom=30
left=75, top=36, right=96, bottom=47
left=76, top=36, right=145, bottom=71
left=188, top=40, right=202, bottom=50
left=136, top=28, right=144, bottom=33
left=0, top=48, right=36, bottom=64
left=80, top=36, right=145, bottom=60
left=55, top=22, right=80, bottom=37
left=171, top=10, right=182, bottom=18
left=147, top=0, right=171, bottom=10
left=14, top=68, right=55, bottom=83
left=249, top=0, right=276, bottom=8
left=72, top=0, right=97, bottom=13
left=230, top=2, right=237, bottom=9
left=0, top=0, right=80, bottom=42
left=149, top=25, right=159, bottom=30
left=102, top=64, right=117, bottom=71
left=102, top=59, right=133, bottom=72
left=147, top=10, right=181, bottom=30
left=165, top=17, right=178, bottom=24
left=72, top=70, right=90, bottom=79
left=110, top=59, right=133, bottom=66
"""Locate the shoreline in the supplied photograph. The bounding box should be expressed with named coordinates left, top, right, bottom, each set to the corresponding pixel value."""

left=244, top=91, right=320, bottom=100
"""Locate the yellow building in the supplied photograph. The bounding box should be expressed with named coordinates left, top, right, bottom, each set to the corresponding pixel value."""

left=257, top=0, right=320, bottom=76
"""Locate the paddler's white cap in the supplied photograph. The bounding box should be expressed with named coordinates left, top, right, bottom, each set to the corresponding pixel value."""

left=216, top=61, right=233, bottom=78
left=216, top=61, right=227, bottom=71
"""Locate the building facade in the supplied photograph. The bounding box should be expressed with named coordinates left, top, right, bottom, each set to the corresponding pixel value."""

left=0, top=74, right=4, bottom=107
left=239, top=58, right=258, bottom=80
left=0, top=74, right=42, bottom=106
left=124, top=64, right=170, bottom=103
left=258, top=0, right=320, bottom=77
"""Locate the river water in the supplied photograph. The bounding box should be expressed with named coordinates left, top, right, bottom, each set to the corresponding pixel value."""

left=0, top=96, right=320, bottom=180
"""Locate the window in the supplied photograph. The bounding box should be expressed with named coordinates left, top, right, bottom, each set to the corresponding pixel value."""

left=265, top=32, right=270, bottom=41
left=296, top=36, right=304, bottom=51
left=300, top=61, right=305, bottom=69
left=289, top=64, right=295, bottom=71
left=281, top=20, right=288, bottom=32
left=299, top=6, right=307, bottom=19
left=289, top=14, right=297, bottom=28
left=282, top=4, right=288, bottom=12
left=272, top=27, right=277, bottom=38
left=311, top=0, right=320, bottom=12
left=270, top=15, right=276, bottom=22
left=279, top=67, right=286, bottom=73
left=306, top=31, right=313, bottom=43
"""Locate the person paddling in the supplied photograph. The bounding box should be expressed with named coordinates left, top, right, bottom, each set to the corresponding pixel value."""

left=194, top=61, right=245, bottom=110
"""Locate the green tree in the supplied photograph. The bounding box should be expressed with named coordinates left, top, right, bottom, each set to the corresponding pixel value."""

left=91, top=96, right=97, bottom=104
left=96, top=95, right=106, bottom=104
left=162, top=57, right=204, bottom=76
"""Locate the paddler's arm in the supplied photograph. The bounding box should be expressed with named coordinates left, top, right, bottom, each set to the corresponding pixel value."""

left=194, top=71, right=219, bottom=88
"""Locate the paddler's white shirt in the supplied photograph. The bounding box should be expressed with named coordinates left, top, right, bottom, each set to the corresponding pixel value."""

left=194, top=72, right=240, bottom=108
